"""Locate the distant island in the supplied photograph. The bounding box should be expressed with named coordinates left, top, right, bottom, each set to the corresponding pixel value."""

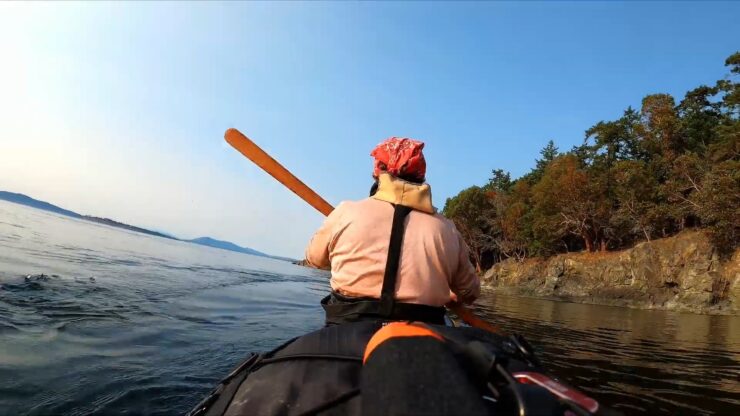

left=188, top=236, right=267, bottom=257
left=0, top=190, right=293, bottom=262
left=0, top=191, right=83, bottom=219
left=183, top=237, right=295, bottom=262
left=81, top=215, right=175, bottom=240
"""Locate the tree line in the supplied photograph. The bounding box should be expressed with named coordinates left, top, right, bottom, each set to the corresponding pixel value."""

left=443, top=52, right=739, bottom=272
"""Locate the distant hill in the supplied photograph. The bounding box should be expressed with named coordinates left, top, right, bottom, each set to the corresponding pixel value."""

left=188, top=237, right=268, bottom=257
left=0, top=190, right=291, bottom=261
left=0, top=191, right=82, bottom=219
left=82, top=216, right=176, bottom=240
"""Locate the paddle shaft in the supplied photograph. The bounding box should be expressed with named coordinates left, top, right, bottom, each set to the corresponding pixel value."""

left=225, top=128, right=334, bottom=217
left=225, top=128, right=499, bottom=334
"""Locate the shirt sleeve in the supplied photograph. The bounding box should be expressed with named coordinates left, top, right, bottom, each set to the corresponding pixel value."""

left=449, top=230, right=481, bottom=304
left=304, top=203, right=344, bottom=270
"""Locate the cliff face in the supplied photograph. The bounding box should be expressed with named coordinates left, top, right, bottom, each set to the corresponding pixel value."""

left=482, top=231, right=740, bottom=314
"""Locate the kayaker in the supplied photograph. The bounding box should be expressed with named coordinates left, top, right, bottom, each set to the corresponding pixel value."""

left=305, top=137, right=480, bottom=325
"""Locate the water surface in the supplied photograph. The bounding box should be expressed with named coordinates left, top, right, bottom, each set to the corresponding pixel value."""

left=0, top=200, right=738, bottom=415
left=475, top=294, right=739, bottom=415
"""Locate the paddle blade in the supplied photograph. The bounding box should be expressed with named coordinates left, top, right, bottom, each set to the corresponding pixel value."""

left=447, top=302, right=501, bottom=334
left=225, top=128, right=335, bottom=217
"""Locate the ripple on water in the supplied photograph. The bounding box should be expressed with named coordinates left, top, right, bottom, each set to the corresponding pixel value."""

left=1, top=202, right=737, bottom=416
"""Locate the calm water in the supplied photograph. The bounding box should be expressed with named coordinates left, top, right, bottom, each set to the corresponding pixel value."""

left=1, top=201, right=738, bottom=415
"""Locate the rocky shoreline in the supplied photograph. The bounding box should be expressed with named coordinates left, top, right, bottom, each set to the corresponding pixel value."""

left=481, top=231, right=739, bottom=315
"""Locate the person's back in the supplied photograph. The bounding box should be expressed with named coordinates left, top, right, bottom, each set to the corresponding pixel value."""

left=305, top=137, right=480, bottom=325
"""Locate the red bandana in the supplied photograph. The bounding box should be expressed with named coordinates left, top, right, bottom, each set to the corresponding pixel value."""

left=370, top=137, right=426, bottom=182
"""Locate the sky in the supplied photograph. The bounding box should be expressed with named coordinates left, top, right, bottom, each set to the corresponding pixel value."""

left=1, top=2, right=738, bottom=258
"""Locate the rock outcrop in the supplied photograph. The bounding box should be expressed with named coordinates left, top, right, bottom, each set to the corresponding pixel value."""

left=482, top=231, right=739, bottom=314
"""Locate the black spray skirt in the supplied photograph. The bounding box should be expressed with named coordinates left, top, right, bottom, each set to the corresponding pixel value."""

left=188, top=321, right=617, bottom=416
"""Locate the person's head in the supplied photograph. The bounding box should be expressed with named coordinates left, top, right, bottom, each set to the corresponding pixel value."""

left=370, top=137, right=426, bottom=184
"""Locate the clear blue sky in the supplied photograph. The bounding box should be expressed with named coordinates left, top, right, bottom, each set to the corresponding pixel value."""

left=1, top=2, right=738, bottom=258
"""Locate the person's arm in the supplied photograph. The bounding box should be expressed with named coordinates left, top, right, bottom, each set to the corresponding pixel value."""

left=304, top=203, right=344, bottom=270
left=449, top=230, right=480, bottom=304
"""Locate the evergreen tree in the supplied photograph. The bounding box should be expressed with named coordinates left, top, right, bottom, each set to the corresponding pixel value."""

left=442, top=52, right=740, bottom=265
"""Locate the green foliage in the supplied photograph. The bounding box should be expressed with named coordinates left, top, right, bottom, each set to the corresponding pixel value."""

left=522, top=141, right=560, bottom=185
left=720, top=51, right=740, bottom=110
left=695, top=160, right=740, bottom=256
left=487, top=169, right=513, bottom=193
left=443, top=186, right=496, bottom=271
left=442, top=53, right=740, bottom=262
left=611, top=161, right=659, bottom=241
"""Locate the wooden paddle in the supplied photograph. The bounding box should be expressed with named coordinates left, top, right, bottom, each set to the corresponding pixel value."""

left=225, top=128, right=501, bottom=334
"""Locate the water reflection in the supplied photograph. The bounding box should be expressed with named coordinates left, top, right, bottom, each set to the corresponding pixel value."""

left=475, top=293, right=740, bottom=415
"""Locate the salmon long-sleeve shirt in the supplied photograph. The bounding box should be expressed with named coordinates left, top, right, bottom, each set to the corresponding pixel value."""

left=305, top=174, right=480, bottom=307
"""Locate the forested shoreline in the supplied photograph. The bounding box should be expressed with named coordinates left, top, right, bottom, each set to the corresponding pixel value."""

left=444, top=53, right=739, bottom=272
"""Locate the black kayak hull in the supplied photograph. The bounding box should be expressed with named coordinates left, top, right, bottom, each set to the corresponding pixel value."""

left=189, top=321, right=616, bottom=416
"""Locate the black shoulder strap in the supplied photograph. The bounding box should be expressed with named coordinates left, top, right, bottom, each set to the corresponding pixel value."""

left=379, top=204, right=412, bottom=317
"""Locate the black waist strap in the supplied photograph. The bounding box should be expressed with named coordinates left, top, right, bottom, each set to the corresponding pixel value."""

left=321, top=292, right=446, bottom=326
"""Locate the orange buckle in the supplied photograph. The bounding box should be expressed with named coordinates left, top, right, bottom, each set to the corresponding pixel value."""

left=363, top=322, right=444, bottom=363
